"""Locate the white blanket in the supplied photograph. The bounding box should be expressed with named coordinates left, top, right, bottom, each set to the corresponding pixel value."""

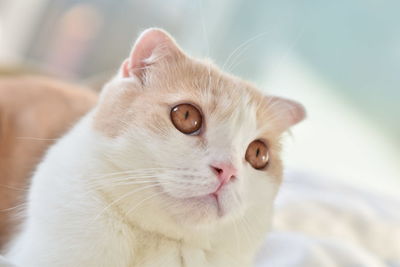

left=256, top=171, right=400, bottom=267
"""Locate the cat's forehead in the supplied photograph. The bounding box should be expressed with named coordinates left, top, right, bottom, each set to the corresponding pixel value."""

left=154, top=58, right=271, bottom=130
left=94, top=59, right=281, bottom=139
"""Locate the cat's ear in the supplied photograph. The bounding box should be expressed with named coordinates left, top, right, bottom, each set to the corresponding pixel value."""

left=120, top=28, right=183, bottom=82
left=265, top=96, right=306, bottom=133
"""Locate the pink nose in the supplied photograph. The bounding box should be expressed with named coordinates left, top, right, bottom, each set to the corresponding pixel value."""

left=210, top=162, right=237, bottom=185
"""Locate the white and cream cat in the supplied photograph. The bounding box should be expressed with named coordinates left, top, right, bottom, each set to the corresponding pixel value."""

left=6, top=28, right=305, bottom=267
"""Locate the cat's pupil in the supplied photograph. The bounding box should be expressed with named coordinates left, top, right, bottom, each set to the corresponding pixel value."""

left=170, top=103, right=202, bottom=135
left=245, top=140, right=269, bottom=170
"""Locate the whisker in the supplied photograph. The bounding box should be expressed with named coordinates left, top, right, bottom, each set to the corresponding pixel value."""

left=242, top=215, right=256, bottom=241
left=232, top=213, right=241, bottom=252
left=227, top=48, right=252, bottom=73
left=87, top=167, right=173, bottom=180
left=91, top=173, right=161, bottom=183
left=15, top=137, right=58, bottom=141
left=90, top=182, right=172, bottom=223
left=269, top=24, right=306, bottom=79
left=0, top=203, right=26, bottom=213
left=232, top=195, right=253, bottom=247
left=222, top=31, right=269, bottom=71
left=0, top=184, right=28, bottom=191
left=87, top=175, right=208, bottom=192
left=87, top=171, right=195, bottom=185
left=124, top=191, right=165, bottom=217
left=86, top=179, right=158, bottom=191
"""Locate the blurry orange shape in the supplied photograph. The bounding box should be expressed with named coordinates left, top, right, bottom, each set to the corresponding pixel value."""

left=46, top=3, right=103, bottom=78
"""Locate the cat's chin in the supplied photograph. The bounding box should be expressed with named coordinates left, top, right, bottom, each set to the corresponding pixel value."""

left=163, top=191, right=239, bottom=226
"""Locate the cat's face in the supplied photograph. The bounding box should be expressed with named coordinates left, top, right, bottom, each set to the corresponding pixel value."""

left=92, top=29, right=304, bottom=228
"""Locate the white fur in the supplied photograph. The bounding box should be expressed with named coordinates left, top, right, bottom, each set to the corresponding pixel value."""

left=6, top=84, right=279, bottom=267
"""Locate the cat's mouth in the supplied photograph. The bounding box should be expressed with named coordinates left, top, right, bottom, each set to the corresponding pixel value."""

left=210, top=193, right=224, bottom=217
left=153, top=175, right=239, bottom=223
left=183, top=193, right=227, bottom=218
left=160, top=186, right=233, bottom=221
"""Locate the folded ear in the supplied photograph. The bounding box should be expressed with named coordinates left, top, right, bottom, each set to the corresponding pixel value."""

left=266, top=96, right=306, bottom=133
left=120, top=28, right=183, bottom=82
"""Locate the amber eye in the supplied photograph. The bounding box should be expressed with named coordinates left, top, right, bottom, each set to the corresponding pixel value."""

left=170, top=103, right=203, bottom=135
left=245, top=140, right=269, bottom=170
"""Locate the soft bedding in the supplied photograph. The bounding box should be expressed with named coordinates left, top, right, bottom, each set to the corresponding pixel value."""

left=256, top=171, right=400, bottom=267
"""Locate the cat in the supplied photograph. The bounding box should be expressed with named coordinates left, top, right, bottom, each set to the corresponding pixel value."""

left=6, top=28, right=305, bottom=267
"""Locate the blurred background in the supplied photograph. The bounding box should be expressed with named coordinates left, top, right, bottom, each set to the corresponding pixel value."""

left=0, top=0, right=399, bottom=197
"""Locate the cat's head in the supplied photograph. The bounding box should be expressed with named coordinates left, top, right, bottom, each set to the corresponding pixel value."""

left=92, top=29, right=304, bottom=231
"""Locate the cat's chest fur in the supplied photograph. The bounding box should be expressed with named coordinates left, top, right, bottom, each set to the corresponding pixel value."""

left=6, top=119, right=253, bottom=267
left=73, top=202, right=247, bottom=267
left=10, top=195, right=248, bottom=267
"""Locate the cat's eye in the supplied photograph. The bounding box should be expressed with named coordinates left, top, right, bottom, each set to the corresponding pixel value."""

left=245, top=140, right=269, bottom=170
left=170, top=103, right=203, bottom=135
